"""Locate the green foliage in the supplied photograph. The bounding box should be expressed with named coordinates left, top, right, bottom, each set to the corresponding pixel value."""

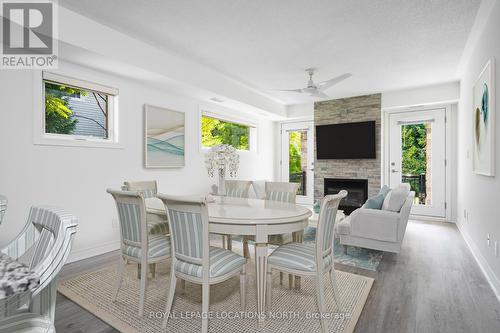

left=289, top=131, right=302, bottom=174
left=201, top=116, right=249, bottom=150
left=401, top=124, right=427, bottom=175
left=45, top=83, right=86, bottom=134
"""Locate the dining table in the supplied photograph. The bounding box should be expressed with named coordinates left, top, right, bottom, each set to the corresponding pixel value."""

left=146, top=195, right=312, bottom=321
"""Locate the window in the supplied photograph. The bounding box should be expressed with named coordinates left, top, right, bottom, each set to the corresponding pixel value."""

left=201, top=114, right=255, bottom=151
left=37, top=72, right=119, bottom=147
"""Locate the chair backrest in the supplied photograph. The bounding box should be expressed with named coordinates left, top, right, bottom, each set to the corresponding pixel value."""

left=107, top=189, right=147, bottom=251
left=158, top=195, right=209, bottom=270
left=0, top=195, right=7, bottom=225
left=225, top=180, right=252, bottom=198
left=265, top=181, right=299, bottom=203
left=123, top=180, right=158, bottom=198
left=398, top=191, right=415, bottom=241
left=315, top=190, right=348, bottom=269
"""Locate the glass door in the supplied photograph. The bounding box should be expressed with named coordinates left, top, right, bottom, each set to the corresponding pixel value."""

left=281, top=122, right=314, bottom=204
left=388, top=108, right=446, bottom=217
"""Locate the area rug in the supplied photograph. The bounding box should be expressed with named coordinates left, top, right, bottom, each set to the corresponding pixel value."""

left=58, top=261, right=373, bottom=333
left=232, top=227, right=384, bottom=271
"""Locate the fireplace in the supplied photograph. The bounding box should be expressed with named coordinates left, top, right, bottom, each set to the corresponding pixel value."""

left=324, top=178, right=368, bottom=215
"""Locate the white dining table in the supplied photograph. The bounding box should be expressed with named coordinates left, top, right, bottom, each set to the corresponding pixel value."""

left=146, top=195, right=312, bottom=321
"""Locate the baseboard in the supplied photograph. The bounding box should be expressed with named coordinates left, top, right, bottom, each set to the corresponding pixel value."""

left=457, top=222, right=500, bottom=303
left=67, top=240, right=120, bottom=264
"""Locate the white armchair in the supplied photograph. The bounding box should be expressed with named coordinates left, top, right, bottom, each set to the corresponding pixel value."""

left=337, top=191, right=414, bottom=253
left=0, top=206, right=78, bottom=332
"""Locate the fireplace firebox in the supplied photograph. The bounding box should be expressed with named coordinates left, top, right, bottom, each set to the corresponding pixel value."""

left=324, top=178, right=368, bottom=215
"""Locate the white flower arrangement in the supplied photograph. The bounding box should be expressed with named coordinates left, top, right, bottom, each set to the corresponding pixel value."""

left=205, top=144, right=239, bottom=195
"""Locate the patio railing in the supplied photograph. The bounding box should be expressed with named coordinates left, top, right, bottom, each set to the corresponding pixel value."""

left=402, top=174, right=426, bottom=204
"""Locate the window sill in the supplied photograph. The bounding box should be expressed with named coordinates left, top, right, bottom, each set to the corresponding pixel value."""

left=34, top=136, right=124, bottom=149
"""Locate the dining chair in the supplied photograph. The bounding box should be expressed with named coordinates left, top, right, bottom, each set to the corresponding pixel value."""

left=242, top=181, right=299, bottom=287
left=159, top=195, right=247, bottom=333
left=266, top=190, right=347, bottom=333
left=0, top=206, right=78, bottom=332
left=0, top=195, right=7, bottom=225
left=107, top=189, right=172, bottom=316
left=221, top=180, right=252, bottom=250
left=123, top=181, right=169, bottom=278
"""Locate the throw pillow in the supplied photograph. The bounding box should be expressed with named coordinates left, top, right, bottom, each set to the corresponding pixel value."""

left=383, top=184, right=410, bottom=212
left=379, top=185, right=391, bottom=197
left=363, top=193, right=385, bottom=209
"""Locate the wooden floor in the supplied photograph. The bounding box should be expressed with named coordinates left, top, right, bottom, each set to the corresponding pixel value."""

left=55, top=220, right=500, bottom=333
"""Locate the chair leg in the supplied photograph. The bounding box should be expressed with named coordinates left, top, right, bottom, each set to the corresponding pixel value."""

left=227, top=235, right=232, bottom=251
left=266, top=266, right=272, bottom=311
left=280, top=272, right=284, bottom=285
left=162, top=271, right=177, bottom=328
left=222, top=235, right=227, bottom=249
left=137, top=263, right=141, bottom=279
left=315, top=274, right=328, bottom=333
left=243, top=238, right=250, bottom=259
left=180, top=279, right=186, bottom=293
left=288, top=274, right=294, bottom=289
left=329, top=268, right=342, bottom=311
left=201, top=282, right=210, bottom=333
left=112, top=257, right=126, bottom=301
left=240, top=265, right=246, bottom=311
left=138, top=261, right=148, bottom=316
left=150, top=264, right=156, bottom=279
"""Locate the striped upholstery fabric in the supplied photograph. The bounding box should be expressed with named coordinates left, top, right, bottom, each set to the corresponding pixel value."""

left=168, top=209, right=203, bottom=264
left=226, top=188, right=248, bottom=198
left=174, top=246, right=246, bottom=278
left=122, top=234, right=171, bottom=259
left=147, top=221, right=169, bottom=235
left=265, top=191, right=293, bottom=203
left=322, top=206, right=338, bottom=253
left=268, top=243, right=332, bottom=272
left=116, top=202, right=142, bottom=244
left=140, top=188, right=157, bottom=198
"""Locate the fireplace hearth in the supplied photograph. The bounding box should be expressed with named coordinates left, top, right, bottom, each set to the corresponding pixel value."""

left=324, top=178, right=368, bottom=215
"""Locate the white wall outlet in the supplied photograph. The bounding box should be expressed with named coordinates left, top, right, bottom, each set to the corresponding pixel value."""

left=487, top=234, right=491, bottom=246
left=495, top=241, right=498, bottom=257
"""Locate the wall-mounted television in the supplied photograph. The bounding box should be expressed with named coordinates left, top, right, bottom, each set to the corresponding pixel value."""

left=316, top=121, right=376, bottom=159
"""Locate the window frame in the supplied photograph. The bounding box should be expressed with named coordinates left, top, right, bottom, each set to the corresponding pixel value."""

left=33, top=71, right=122, bottom=149
left=199, top=109, right=258, bottom=153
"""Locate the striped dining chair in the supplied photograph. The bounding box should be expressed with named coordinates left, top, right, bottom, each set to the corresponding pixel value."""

left=266, top=190, right=347, bottom=333
left=159, top=195, right=247, bottom=333
left=123, top=181, right=169, bottom=278
left=242, top=182, right=300, bottom=287
left=0, top=195, right=7, bottom=225
left=107, top=189, right=171, bottom=316
left=221, top=180, right=252, bottom=250
left=0, top=206, right=78, bottom=332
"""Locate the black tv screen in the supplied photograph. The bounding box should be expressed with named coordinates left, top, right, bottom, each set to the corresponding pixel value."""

left=316, top=121, right=376, bottom=159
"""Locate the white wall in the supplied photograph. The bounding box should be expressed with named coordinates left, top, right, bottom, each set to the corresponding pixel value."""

left=381, top=81, right=459, bottom=109
left=0, top=61, right=276, bottom=262
left=456, top=0, right=500, bottom=298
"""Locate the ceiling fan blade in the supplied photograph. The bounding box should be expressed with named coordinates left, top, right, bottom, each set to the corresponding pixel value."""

left=310, top=90, right=329, bottom=98
left=319, top=73, right=352, bottom=91
left=273, top=88, right=304, bottom=94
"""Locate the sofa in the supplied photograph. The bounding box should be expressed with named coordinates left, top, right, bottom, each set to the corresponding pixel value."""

left=336, top=184, right=414, bottom=253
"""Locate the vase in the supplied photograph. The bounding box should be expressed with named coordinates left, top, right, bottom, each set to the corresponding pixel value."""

left=218, top=169, right=226, bottom=196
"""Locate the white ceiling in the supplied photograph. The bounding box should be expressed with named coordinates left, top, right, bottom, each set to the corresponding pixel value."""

left=60, top=0, right=481, bottom=105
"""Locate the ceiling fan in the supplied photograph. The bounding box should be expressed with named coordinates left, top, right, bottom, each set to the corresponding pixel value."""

left=275, top=68, right=352, bottom=98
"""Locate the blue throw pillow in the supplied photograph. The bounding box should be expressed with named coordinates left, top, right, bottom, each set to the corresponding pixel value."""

left=363, top=193, right=385, bottom=209
left=378, top=185, right=391, bottom=197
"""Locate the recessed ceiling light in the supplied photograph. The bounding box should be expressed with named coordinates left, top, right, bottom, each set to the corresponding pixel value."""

left=210, top=97, right=224, bottom=103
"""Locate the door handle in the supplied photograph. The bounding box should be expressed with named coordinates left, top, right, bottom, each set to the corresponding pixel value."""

left=391, top=169, right=399, bottom=173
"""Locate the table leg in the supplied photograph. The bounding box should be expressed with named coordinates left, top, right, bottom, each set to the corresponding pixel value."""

left=255, top=242, right=268, bottom=324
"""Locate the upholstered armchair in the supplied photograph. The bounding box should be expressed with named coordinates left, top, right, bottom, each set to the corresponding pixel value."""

left=0, top=195, right=7, bottom=225
left=0, top=206, right=78, bottom=332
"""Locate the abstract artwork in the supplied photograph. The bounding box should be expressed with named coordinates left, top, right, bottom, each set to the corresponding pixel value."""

left=144, top=105, right=185, bottom=168
left=472, top=59, right=495, bottom=176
